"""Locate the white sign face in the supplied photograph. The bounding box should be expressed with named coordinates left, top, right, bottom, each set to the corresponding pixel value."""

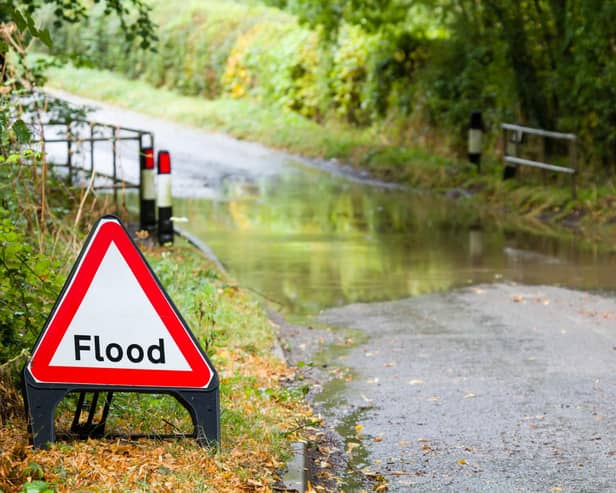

left=49, top=242, right=190, bottom=371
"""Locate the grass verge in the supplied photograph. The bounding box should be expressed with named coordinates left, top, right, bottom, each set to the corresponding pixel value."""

left=45, top=64, right=616, bottom=240
left=0, top=238, right=313, bottom=492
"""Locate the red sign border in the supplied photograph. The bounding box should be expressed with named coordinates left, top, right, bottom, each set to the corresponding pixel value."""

left=29, top=217, right=214, bottom=389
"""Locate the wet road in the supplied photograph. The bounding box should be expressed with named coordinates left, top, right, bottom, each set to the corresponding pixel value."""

left=45, top=88, right=377, bottom=200
left=318, top=284, right=616, bottom=491
left=49, top=90, right=616, bottom=491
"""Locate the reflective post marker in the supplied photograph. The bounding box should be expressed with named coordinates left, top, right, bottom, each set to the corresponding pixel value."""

left=157, top=150, right=174, bottom=245
left=140, top=147, right=156, bottom=232
left=468, top=110, right=483, bottom=172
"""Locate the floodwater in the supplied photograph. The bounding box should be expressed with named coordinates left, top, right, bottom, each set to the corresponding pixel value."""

left=48, top=88, right=616, bottom=315
left=170, top=162, right=616, bottom=317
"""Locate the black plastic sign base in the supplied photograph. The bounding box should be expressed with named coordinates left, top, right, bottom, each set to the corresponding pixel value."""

left=23, top=369, right=220, bottom=449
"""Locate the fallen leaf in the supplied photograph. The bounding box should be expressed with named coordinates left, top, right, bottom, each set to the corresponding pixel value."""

left=346, top=442, right=360, bottom=454
left=355, top=424, right=364, bottom=434
left=373, top=437, right=383, bottom=442
left=513, top=295, right=524, bottom=302
left=457, top=458, right=467, bottom=465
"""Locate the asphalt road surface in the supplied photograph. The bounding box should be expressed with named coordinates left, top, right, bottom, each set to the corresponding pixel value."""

left=317, top=283, right=616, bottom=491
left=44, top=89, right=385, bottom=200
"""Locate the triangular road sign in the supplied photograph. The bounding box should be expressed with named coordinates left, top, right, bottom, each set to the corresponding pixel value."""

left=28, top=215, right=215, bottom=389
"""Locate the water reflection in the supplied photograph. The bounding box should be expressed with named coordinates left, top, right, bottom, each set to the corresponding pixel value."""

left=169, top=167, right=616, bottom=315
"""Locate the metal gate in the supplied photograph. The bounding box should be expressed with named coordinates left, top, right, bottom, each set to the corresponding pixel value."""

left=31, top=118, right=154, bottom=206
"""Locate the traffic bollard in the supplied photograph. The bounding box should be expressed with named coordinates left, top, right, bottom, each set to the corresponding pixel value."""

left=157, top=150, right=174, bottom=245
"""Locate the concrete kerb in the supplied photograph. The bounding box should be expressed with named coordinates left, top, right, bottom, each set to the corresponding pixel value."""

left=172, top=227, right=309, bottom=492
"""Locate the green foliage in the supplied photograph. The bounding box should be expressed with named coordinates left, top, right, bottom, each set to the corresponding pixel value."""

left=0, top=208, right=62, bottom=363
left=1, top=0, right=157, bottom=50
left=46, top=0, right=615, bottom=168
left=329, top=24, right=373, bottom=124
left=45, top=1, right=289, bottom=99
left=0, top=0, right=159, bottom=365
left=222, top=20, right=327, bottom=118
left=21, top=480, right=55, bottom=493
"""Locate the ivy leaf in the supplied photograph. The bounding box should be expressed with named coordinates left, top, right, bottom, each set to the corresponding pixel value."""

left=37, top=28, right=53, bottom=48
left=12, top=119, right=31, bottom=144
left=7, top=6, right=27, bottom=32
left=22, top=480, right=54, bottom=493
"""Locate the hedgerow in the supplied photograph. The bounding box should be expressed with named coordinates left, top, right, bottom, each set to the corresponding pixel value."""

left=42, top=0, right=615, bottom=168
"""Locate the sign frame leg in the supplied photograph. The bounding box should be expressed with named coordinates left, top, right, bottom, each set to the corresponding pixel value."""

left=176, top=389, right=220, bottom=447
left=22, top=370, right=68, bottom=449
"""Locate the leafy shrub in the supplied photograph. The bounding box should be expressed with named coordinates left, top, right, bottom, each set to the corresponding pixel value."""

left=45, top=0, right=293, bottom=100
left=0, top=208, right=62, bottom=363
left=222, top=21, right=326, bottom=119
left=329, top=24, right=376, bottom=124
left=415, top=36, right=517, bottom=152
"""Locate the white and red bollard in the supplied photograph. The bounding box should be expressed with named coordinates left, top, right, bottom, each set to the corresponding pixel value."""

left=139, top=147, right=156, bottom=232
left=157, top=150, right=174, bottom=245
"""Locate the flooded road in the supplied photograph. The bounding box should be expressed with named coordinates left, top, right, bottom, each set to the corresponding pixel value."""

left=170, top=168, right=616, bottom=315
left=49, top=89, right=616, bottom=314
left=55, top=91, right=616, bottom=491
left=169, top=161, right=616, bottom=491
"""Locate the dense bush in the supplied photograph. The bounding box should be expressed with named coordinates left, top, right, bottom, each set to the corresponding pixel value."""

left=0, top=207, right=62, bottom=363
left=46, top=1, right=292, bottom=99
left=222, top=21, right=326, bottom=119
left=0, top=1, right=158, bottom=366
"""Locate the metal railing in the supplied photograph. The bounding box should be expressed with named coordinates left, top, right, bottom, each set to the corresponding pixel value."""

left=31, top=119, right=154, bottom=206
left=501, top=123, right=577, bottom=197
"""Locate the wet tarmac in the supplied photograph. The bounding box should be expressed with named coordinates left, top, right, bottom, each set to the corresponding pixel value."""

left=317, top=284, right=616, bottom=491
